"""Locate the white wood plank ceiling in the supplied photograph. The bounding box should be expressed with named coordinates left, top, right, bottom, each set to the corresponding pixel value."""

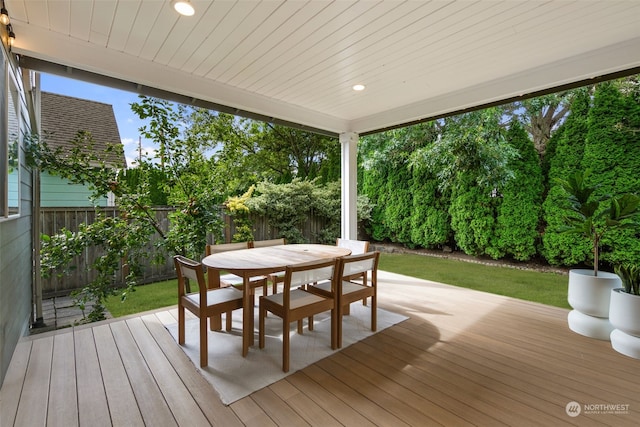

left=7, top=0, right=640, bottom=136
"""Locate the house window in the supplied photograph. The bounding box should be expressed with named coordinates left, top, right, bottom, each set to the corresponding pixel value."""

left=1, top=53, right=20, bottom=218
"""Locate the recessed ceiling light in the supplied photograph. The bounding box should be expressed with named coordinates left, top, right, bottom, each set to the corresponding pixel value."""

left=171, top=0, right=195, bottom=16
left=352, top=84, right=366, bottom=91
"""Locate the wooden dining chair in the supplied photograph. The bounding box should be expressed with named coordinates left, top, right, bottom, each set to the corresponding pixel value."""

left=251, top=238, right=286, bottom=248
left=252, top=238, right=286, bottom=294
left=336, top=238, right=370, bottom=308
left=205, top=242, right=268, bottom=295
left=259, top=258, right=338, bottom=372
left=336, top=238, right=370, bottom=255
left=205, top=242, right=268, bottom=330
left=307, top=251, right=380, bottom=348
left=174, top=255, right=244, bottom=367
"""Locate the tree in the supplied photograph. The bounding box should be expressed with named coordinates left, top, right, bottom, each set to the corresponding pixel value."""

left=412, top=109, right=517, bottom=256
left=185, top=109, right=340, bottom=194
left=28, top=131, right=160, bottom=321
left=224, top=186, right=256, bottom=242
left=581, top=81, right=640, bottom=266
left=131, top=97, right=226, bottom=258
left=29, top=97, right=227, bottom=321
left=246, top=179, right=340, bottom=244
left=541, top=88, right=591, bottom=266
left=360, top=124, right=435, bottom=246
left=490, top=121, right=542, bottom=261
left=505, top=92, right=573, bottom=163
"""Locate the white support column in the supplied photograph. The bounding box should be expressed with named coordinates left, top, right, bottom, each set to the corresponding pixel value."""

left=340, top=132, right=358, bottom=240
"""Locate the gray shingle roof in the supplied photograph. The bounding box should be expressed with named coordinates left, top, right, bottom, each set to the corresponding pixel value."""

left=41, top=91, right=126, bottom=168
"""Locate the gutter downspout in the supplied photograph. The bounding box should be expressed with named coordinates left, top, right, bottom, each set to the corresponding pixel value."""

left=25, top=70, right=44, bottom=328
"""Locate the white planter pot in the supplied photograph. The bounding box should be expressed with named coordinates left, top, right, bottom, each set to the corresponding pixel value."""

left=568, top=269, right=620, bottom=317
left=609, top=288, right=640, bottom=359
left=610, top=329, right=640, bottom=359
left=609, top=288, right=640, bottom=337
left=567, top=310, right=615, bottom=341
left=567, top=269, right=620, bottom=340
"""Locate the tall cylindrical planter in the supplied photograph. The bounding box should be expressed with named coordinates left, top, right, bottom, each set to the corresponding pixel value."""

left=567, top=269, right=621, bottom=340
left=609, top=289, right=640, bottom=358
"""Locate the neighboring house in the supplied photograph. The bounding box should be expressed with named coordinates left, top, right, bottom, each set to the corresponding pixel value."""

left=40, top=91, right=125, bottom=207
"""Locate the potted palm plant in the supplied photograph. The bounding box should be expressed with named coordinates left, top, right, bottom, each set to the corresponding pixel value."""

left=556, top=171, right=640, bottom=340
left=610, top=264, right=640, bottom=357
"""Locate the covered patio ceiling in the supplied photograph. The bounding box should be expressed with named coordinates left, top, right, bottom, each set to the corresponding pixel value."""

left=7, top=0, right=640, bottom=137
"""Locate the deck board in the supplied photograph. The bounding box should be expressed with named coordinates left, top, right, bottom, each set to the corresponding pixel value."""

left=0, top=340, right=31, bottom=427
left=74, top=327, right=111, bottom=426
left=15, top=337, right=53, bottom=426
left=109, top=320, right=177, bottom=426
left=48, top=332, right=79, bottom=427
left=93, top=323, right=144, bottom=427
left=284, top=373, right=377, bottom=427
left=2, top=270, right=640, bottom=426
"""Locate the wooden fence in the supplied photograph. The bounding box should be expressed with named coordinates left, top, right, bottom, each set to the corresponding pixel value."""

left=40, top=206, right=331, bottom=296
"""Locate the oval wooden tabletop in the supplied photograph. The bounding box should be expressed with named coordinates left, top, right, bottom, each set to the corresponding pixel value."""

left=201, top=244, right=351, bottom=274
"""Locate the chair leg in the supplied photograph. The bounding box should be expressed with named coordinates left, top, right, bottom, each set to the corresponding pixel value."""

left=226, top=311, right=233, bottom=331
left=343, top=303, right=351, bottom=316
left=210, top=313, right=222, bottom=331
left=200, top=315, right=208, bottom=367
left=362, top=272, right=369, bottom=305
left=178, top=304, right=185, bottom=345
left=337, top=304, right=343, bottom=349
left=259, top=304, right=266, bottom=348
left=372, top=294, right=377, bottom=332
left=330, top=307, right=337, bottom=350
left=283, top=319, right=290, bottom=372
left=297, top=319, right=304, bottom=334
left=307, top=316, right=314, bottom=331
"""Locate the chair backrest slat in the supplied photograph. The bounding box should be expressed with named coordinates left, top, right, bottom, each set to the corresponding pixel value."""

left=342, top=257, right=376, bottom=277
left=252, top=238, right=285, bottom=248
left=174, top=255, right=206, bottom=296
left=289, top=265, right=334, bottom=287
left=336, top=238, right=369, bottom=255
left=285, top=258, right=337, bottom=288
left=340, top=252, right=380, bottom=280
left=180, top=264, right=199, bottom=283
left=206, top=241, right=250, bottom=255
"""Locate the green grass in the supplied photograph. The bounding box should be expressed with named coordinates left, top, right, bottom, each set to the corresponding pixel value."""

left=105, top=278, right=179, bottom=318
left=379, top=253, right=569, bottom=309
left=104, top=252, right=570, bottom=318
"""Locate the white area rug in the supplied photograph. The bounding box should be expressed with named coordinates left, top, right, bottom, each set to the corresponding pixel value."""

left=166, top=304, right=407, bottom=405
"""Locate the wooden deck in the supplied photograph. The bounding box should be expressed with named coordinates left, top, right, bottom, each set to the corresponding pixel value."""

left=2, top=270, right=639, bottom=426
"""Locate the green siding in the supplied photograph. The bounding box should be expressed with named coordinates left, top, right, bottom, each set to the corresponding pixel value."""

left=1, top=50, right=34, bottom=387
left=40, top=173, right=109, bottom=207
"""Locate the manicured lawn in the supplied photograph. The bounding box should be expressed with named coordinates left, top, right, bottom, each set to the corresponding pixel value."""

left=105, top=278, right=179, bottom=318
left=378, top=253, right=569, bottom=309
left=104, top=252, right=570, bottom=317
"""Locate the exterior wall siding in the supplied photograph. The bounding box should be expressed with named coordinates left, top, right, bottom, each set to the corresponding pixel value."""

left=0, top=49, right=35, bottom=387
left=40, top=172, right=109, bottom=207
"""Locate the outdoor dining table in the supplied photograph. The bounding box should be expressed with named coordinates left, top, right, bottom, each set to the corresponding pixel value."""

left=202, top=244, right=352, bottom=356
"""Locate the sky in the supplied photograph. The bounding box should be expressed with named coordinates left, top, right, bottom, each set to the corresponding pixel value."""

left=41, top=73, right=156, bottom=167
